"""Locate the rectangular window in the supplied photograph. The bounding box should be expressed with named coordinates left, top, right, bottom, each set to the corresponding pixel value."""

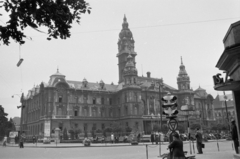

left=74, top=110, right=78, bottom=116
left=84, top=123, right=88, bottom=131
left=93, top=98, right=96, bottom=104
left=58, top=96, right=62, bottom=103
left=101, top=97, right=104, bottom=105
left=93, top=123, right=96, bottom=130
left=135, top=122, right=139, bottom=129
left=101, top=123, right=105, bottom=130
left=75, top=123, right=78, bottom=128
left=109, top=98, right=112, bottom=105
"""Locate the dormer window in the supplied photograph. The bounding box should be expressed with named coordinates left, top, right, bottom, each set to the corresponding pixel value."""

left=82, top=78, right=88, bottom=88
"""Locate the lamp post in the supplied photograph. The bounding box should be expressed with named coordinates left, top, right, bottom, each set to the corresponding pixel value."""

left=12, top=94, right=24, bottom=135
left=181, top=105, right=193, bottom=154
left=157, top=78, right=164, bottom=131
left=223, top=91, right=230, bottom=132
left=151, top=113, right=154, bottom=131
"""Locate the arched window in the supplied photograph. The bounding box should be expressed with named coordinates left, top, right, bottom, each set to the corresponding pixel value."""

left=74, top=110, right=78, bottom=116
left=58, top=108, right=62, bottom=115
left=92, top=109, right=96, bottom=117
left=133, top=78, right=136, bottom=84
left=92, top=97, right=96, bottom=104
left=109, top=109, right=113, bottom=117
left=84, top=108, right=87, bottom=116
left=118, top=108, right=121, bottom=117
left=134, top=106, right=138, bottom=115
left=125, top=106, right=128, bottom=116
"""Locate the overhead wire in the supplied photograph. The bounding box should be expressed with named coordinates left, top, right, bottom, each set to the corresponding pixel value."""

left=28, top=16, right=240, bottom=37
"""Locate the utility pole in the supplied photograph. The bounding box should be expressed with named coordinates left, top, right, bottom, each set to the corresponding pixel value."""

left=223, top=91, right=230, bottom=131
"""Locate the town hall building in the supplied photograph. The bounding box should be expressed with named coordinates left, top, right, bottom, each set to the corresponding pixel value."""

left=20, top=15, right=214, bottom=138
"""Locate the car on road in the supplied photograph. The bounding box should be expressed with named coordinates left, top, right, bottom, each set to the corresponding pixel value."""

left=43, top=137, right=51, bottom=144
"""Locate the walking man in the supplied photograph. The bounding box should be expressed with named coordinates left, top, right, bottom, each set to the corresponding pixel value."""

left=19, top=133, right=25, bottom=148
left=2, top=136, right=7, bottom=147
left=231, top=119, right=239, bottom=154
left=111, top=133, right=114, bottom=144
left=195, top=128, right=203, bottom=154
left=151, top=132, right=155, bottom=144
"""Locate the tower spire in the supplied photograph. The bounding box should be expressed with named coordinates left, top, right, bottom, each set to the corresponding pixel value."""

left=124, top=14, right=127, bottom=22
left=177, top=56, right=190, bottom=91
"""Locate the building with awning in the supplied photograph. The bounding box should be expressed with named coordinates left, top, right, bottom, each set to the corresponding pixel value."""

left=214, top=20, right=240, bottom=159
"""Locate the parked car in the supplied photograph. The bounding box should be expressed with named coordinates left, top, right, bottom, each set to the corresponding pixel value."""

left=43, top=137, right=51, bottom=144
left=140, top=135, right=151, bottom=142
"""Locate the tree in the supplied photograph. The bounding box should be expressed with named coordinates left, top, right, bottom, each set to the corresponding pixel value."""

left=177, top=124, right=185, bottom=134
left=0, top=0, right=91, bottom=45
left=161, top=124, right=169, bottom=134
left=190, top=123, right=201, bottom=130
left=0, top=105, right=15, bottom=139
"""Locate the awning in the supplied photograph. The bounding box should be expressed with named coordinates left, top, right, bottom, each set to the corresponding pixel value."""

left=214, top=81, right=240, bottom=91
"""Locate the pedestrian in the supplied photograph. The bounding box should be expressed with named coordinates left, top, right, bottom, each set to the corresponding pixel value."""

left=32, top=135, right=36, bottom=144
left=231, top=119, right=239, bottom=154
left=151, top=132, right=155, bottom=144
left=19, top=134, right=25, bottom=148
left=124, top=135, right=128, bottom=143
left=2, top=136, right=7, bottom=147
left=168, top=132, right=185, bottom=159
left=111, top=133, right=114, bottom=144
left=195, top=128, right=203, bottom=154
left=137, top=133, right=141, bottom=143
left=155, top=132, right=159, bottom=145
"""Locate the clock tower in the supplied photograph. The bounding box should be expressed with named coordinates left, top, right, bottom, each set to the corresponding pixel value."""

left=117, top=15, right=137, bottom=83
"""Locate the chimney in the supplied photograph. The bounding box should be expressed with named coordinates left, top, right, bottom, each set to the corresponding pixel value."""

left=147, top=72, right=151, bottom=78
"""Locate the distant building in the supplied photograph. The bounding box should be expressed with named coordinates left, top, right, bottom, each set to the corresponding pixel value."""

left=20, top=15, right=214, bottom=137
left=12, top=117, right=21, bottom=131
left=213, top=94, right=235, bottom=125
left=193, top=87, right=215, bottom=126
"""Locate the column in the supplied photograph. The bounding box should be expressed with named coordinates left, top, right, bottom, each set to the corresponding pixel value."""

left=232, top=90, right=240, bottom=153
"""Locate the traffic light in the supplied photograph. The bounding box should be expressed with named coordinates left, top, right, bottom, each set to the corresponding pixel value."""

left=161, top=93, right=178, bottom=119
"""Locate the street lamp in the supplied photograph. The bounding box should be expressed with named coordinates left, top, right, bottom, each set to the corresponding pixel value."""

left=12, top=94, right=25, bottom=135
left=151, top=113, right=154, bottom=131
left=181, top=104, right=193, bottom=154
left=223, top=91, right=231, bottom=132
left=157, top=78, right=164, bottom=131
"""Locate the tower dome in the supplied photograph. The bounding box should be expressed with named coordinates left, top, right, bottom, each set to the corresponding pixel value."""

left=119, top=15, right=133, bottom=40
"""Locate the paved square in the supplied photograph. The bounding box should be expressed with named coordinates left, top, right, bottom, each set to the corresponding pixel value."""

left=0, top=140, right=235, bottom=159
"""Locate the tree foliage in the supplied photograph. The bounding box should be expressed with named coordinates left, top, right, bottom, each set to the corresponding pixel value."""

left=0, top=0, right=91, bottom=45
left=190, top=123, right=201, bottom=130
left=0, top=105, right=16, bottom=139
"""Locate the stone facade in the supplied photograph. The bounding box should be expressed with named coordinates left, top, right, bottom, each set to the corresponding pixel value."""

left=20, top=15, right=214, bottom=137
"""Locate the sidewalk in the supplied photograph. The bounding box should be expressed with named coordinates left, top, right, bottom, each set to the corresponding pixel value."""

left=5, top=139, right=229, bottom=148
left=6, top=142, right=156, bottom=148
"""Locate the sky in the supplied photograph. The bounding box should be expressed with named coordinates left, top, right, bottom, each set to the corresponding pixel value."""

left=0, top=0, right=240, bottom=119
